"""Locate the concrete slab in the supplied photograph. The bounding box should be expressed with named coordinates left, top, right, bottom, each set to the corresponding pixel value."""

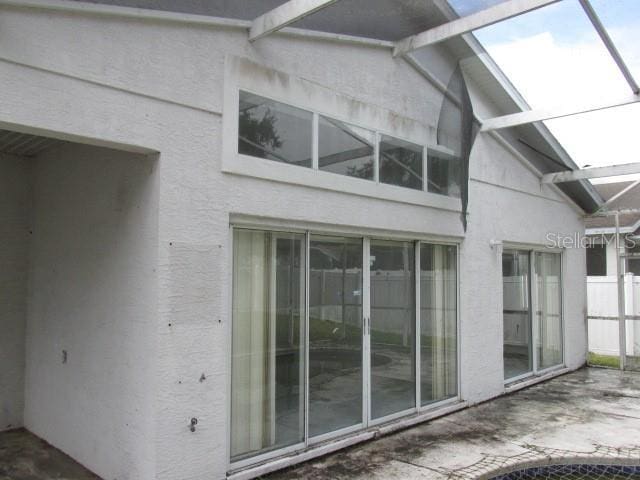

left=0, top=428, right=99, bottom=480
left=268, top=368, right=640, bottom=480
left=1, top=368, right=639, bottom=480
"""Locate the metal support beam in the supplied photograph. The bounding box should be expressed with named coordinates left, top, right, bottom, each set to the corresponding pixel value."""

left=615, top=212, right=627, bottom=370
left=600, top=179, right=640, bottom=209
left=393, top=0, right=558, bottom=56
left=578, top=0, right=640, bottom=94
left=249, top=0, right=338, bottom=42
left=542, top=162, right=640, bottom=184
left=590, top=208, right=640, bottom=217
left=480, top=93, right=640, bottom=131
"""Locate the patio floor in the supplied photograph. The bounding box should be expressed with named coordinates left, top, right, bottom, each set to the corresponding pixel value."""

left=0, top=428, right=99, bottom=480
left=268, top=367, right=640, bottom=479
left=1, top=368, right=639, bottom=480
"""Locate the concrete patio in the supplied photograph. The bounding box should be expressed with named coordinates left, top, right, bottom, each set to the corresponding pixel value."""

left=269, top=367, right=640, bottom=479
left=1, top=367, right=639, bottom=480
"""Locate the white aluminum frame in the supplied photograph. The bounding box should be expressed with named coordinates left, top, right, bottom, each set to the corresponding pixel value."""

left=227, top=222, right=462, bottom=474
left=541, top=162, right=640, bottom=184
left=222, top=57, right=461, bottom=213
left=249, top=0, right=339, bottom=42
left=578, top=0, right=639, bottom=95
left=393, top=0, right=560, bottom=56
left=502, top=245, right=565, bottom=386
left=232, top=87, right=457, bottom=206
left=480, top=94, right=640, bottom=132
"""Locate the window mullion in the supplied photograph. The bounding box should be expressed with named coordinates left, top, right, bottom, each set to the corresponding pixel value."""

left=422, top=146, right=428, bottom=193
left=304, top=231, right=310, bottom=445
left=374, top=132, right=380, bottom=184
left=363, top=236, right=371, bottom=426
left=415, top=241, right=421, bottom=409
left=312, top=113, right=319, bottom=170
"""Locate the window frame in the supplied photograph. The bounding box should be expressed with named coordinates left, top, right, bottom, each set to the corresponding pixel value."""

left=238, top=90, right=315, bottom=168
left=222, top=56, right=461, bottom=212
left=501, top=244, right=565, bottom=385
left=226, top=222, right=461, bottom=472
left=316, top=114, right=377, bottom=181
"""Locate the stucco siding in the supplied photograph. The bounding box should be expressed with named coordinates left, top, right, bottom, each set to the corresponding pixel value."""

left=0, top=5, right=587, bottom=480
left=23, top=143, right=159, bottom=480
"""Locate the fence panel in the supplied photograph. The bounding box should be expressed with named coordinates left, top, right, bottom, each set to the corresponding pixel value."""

left=587, top=275, right=640, bottom=364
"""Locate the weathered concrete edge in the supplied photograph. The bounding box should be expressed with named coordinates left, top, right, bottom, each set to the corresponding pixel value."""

left=227, top=366, right=582, bottom=480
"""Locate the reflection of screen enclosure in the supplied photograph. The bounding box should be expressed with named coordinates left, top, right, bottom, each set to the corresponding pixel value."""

left=239, top=91, right=313, bottom=167
left=318, top=117, right=375, bottom=180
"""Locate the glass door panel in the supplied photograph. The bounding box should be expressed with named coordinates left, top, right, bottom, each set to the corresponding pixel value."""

left=420, top=244, right=457, bottom=405
left=230, top=230, right=306, bottom=461
left=308, top=236, right=363, bottom=437
left=534, top=252, right=563, bottom=370
left=369, top=240, right=416, bottom=420
left=502, top=250, right=532, bottom=380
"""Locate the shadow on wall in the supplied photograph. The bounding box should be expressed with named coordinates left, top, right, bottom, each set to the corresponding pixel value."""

left=1, top=138, right=159, bottom=480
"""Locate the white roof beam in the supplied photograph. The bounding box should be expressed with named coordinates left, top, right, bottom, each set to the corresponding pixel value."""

left=578, top=0, right=639, bottom=94
left=600, top=179, right=640, bottom=209
left=249, top=0, right=338, bottom=42
left=591, top=208, right=640, bottom=217
left=393, top=0, right=559, bottom=57
left=542, top=163, right=640, bottom=184
left=480, top=93, right=640, bottom=131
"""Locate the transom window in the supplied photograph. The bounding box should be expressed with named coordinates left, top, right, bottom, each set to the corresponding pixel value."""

left=237, top=91, right=460, bottom=197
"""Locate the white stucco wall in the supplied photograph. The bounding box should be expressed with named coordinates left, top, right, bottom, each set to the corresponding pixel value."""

left=23, top=143, right=159, bottom=479
left=0, top=4, right=587, bottom=480
left=0, top=153, right=30, bottom=431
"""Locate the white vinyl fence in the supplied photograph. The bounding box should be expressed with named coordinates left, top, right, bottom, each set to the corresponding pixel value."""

left=587, top=274, right=640, bottom=356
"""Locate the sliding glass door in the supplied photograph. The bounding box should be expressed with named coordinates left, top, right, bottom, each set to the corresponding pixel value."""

left=534, top=252, right=563, bottom=370
left=369, top=240, right=416, bottom=420
left=502, top=249, right=563, bottom=382
left=420, top=244, right=458, bottom=405
left=502, top=250, right=533, bottom=380
left=230, top=230, right=306, bottom=462
left=231, top=228, right=459, bottom=464
left=308, top=236, right=363, bottom=437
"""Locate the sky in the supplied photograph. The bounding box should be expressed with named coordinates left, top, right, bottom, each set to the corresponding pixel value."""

left=459, top=0, right=640, bottom=184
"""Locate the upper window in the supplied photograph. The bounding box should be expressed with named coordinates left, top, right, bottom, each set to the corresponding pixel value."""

left=239, top=91, right=313, bottom=168
left=379, top=135, right=423, bottom=191
left=236, top=90, right=460, bottom=199
left=318, top=116, right=375, bottom=180
left=427, top=151, right=461, bottom=198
